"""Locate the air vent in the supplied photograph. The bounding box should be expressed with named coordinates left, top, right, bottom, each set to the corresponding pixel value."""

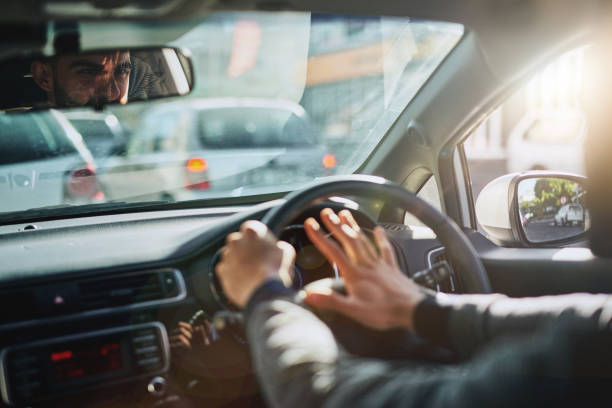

left=379, top=223, right=411, bottom=232
left=78, top=271, right=176, bottom=310
left=0, top=289, right=37, bottom=324
left=0, top=270, right=184, bottom=330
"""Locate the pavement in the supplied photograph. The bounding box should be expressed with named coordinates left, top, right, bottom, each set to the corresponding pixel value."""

left=523, top=217, right=584, bottom=242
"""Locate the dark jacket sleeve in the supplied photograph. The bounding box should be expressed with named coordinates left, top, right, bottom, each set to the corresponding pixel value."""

left=433, top=292, right=612, bottom=356
left=245, top=283, right=612, bottom=408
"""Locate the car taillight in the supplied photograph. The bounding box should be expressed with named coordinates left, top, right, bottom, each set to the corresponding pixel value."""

left=185, top=157, right=210, bottom=190
left=186, top=157, right=208, bottom=173
left=322, top=153, right=337, bottom=169
left=65, top=164, right=105, bottom=201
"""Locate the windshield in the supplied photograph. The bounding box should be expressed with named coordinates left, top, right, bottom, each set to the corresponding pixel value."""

left=0, top=12, right=463, bottom=217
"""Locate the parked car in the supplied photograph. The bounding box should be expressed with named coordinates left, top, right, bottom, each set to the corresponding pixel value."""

left=0, top=110, right=104, bottom=213
left=506, top=110, right=586, bottom=174
left=64, top=111, right=128, bottom=159
left=100, top=98, right=334, bottom=201
left=554, top=203, right=585, bottom=226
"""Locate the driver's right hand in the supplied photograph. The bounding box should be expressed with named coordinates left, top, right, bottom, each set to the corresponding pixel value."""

left=304, top=208, right=426, bottom=331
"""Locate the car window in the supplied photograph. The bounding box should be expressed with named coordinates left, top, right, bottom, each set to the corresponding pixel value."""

left=404, top=175, right=442, bottom=227
left=524, top=117, right=582, bottom=143
left=197, top=108, right=315, bottom=148
left=464, top=46, right=588, bottom=206
left=0, top=113, right=76, bottom=165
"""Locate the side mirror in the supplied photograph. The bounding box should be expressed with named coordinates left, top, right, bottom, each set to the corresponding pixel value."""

left=475, top=172, right=588, bottom=247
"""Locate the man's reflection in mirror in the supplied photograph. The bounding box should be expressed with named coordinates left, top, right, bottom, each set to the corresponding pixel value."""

left=30, top=50, right=165, bottom=108
left=31, top=51, right=131, bottom=108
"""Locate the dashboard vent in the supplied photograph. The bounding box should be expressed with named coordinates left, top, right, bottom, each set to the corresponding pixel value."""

left=379, top=223, right=411, bottom=232
left=0, top=289, right=37, bottom=324
left=79, top=271, right=168, bottom=309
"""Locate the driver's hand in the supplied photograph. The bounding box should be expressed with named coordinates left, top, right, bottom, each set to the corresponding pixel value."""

left=304, top=208, right=426, bottom=331
left=216, top=220, right=295, bottom=308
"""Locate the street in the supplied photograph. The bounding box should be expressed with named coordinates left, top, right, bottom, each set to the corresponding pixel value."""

left=523, top=217, right=585, bottom=242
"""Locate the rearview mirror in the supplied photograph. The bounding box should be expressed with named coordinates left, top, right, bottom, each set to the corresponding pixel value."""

left=476, top=172, right=588, bottom=247
left=0, top=47, right=194, bottom=111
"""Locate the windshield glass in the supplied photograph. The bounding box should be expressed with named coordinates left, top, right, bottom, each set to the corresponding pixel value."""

left=0, top=12, right=462, bottom=216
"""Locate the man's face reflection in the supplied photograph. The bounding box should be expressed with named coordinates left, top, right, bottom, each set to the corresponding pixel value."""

left=31, top=51, right=131, bottom=108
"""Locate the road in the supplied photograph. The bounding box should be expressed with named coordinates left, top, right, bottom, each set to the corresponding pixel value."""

left=523, top=217, right=584, bottom=242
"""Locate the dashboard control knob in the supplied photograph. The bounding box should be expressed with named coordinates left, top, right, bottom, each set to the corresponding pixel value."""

left=147, top=376, right=167, bottom=397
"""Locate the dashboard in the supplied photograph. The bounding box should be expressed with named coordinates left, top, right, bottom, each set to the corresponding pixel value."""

left=0, top=200, right=448, bottom=407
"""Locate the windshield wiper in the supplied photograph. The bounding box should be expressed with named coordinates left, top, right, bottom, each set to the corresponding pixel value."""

left=0, top=201, right=172, bottom=225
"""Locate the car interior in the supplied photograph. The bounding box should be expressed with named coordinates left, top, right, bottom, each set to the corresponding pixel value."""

left=1, top=0, right=611, bottom=407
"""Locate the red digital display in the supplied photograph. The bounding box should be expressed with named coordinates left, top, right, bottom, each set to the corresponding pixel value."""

left=50, top=341, right=123, bottom=381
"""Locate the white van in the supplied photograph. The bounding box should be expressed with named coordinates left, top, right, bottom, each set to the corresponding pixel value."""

left=554, top=203, right=585, bottom=227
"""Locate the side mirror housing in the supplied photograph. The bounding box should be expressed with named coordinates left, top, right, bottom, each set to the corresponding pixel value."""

left=475, top=171, right=588, bottom=247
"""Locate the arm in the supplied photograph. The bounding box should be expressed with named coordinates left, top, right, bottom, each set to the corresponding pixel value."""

left=299, top=208, right=612, bottom=357
left=245, top=285, right=612, bottom=408
left=422, top=291, right=612, bottom=356
left=216, top=212, right=612, bottom=408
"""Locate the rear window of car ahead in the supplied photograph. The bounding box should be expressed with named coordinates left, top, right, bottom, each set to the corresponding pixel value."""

left=197, top=107, right=316, bottom=149
left=0, top=113, right=76, bottom=165
left=69, top=119, right=115, bottom=143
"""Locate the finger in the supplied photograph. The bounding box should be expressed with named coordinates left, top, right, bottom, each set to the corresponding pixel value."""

left=277, top=240, right=296, bottom=268
left=178, top=325, right=193, bottom=340
left=215, top=262, right=226, bottom=280
left=226, top=232, right=242, bottom=244
left=319, top=208, right=361, bottom=262
left=373, top=226, right=399, bottom=268
left=276, top=240, right=296, bottom=286
left=194, top=325, right=211, bottom=346
left=304, top=217, right=351, bottom=272
left=178, top=321, right=192, bottom=330
left=221, top=245, right=230, bottom=259
left=241, top=220, right=270, bottom=239
left=339, top=210, right=377, bottom=260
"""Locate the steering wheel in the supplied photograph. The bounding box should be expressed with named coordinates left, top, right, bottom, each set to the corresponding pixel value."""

left=261, top=175, right=490, bottom=359
left=262, top=175, right=491, bottom=293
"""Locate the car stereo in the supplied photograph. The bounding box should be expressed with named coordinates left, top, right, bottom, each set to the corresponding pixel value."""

left=0, top=322, right=169, bottom=406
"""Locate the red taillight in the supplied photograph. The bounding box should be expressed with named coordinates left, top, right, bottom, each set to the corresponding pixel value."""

left=186, top=180, right=211, bottom=190
left=66, top=165, right=104, bottom=200
left=322, top=153, right=337, bottom=169
left=185, top=157, right=210, bottom=190
left=186, top=157, right=208, bottom=173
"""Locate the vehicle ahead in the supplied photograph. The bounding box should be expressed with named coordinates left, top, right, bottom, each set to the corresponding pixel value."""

left=100, top=98, right=334, bottom=202
left=506, top=110, right=587, bottom=174
left=0, top=110, right=104, bottom=213
left=63, top=111, right=128, bottom=160
left=554, top=203, right=584, bottom=226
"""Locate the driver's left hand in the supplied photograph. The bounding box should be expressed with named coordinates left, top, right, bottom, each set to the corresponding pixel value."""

left=216, top=220, right=295, bottom=307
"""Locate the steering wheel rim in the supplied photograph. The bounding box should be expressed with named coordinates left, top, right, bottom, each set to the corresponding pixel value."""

left=262, top=174, right=491, bottom=293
